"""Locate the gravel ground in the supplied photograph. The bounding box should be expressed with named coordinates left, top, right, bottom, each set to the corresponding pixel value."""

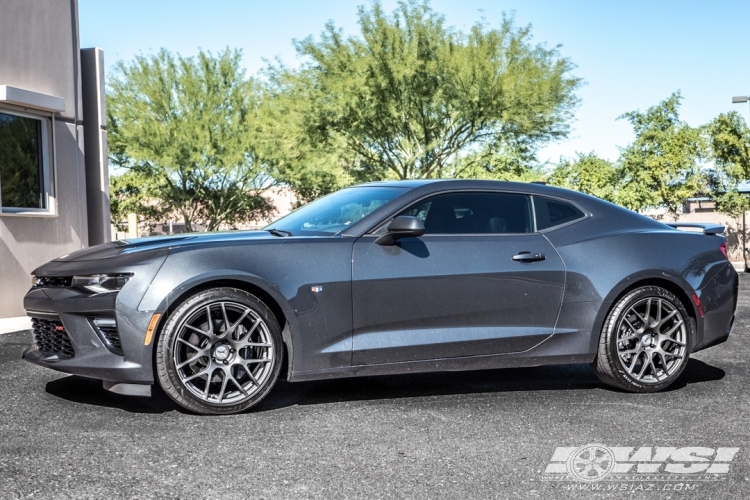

left=0, top=276, right=748, bottom=499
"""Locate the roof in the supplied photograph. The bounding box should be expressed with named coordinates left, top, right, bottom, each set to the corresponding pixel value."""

left=356, top=180, right=438, bottom=188
left=356, top=179, right=582, bottom=198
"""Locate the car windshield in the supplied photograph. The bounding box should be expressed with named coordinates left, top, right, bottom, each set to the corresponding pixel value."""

left=265, top=186, right=407, bottom=236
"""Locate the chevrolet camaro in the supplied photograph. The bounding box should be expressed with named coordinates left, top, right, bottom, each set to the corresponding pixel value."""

left=23, top=180, right=738, bottom=414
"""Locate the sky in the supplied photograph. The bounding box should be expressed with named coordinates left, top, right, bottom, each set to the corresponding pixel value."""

left=79, top=0, right=750, bottom=165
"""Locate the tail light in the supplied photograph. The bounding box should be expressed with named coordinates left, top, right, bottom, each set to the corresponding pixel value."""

left=720, top=243, right=728, bottom=260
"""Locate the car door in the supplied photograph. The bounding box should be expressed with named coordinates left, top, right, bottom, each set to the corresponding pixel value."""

left=351, top=191, right=565, bottom=365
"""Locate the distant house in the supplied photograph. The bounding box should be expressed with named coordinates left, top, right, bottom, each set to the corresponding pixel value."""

left=0, top=0, right=109, bottom=319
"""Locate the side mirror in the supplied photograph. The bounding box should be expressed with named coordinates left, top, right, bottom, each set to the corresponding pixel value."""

left=374, top=216, right=425, bottom=246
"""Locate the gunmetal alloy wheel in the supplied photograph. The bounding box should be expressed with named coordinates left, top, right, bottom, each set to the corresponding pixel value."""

left=592, top=286, right=694, bottom=392
left=156, top=288, right=283, bottom=415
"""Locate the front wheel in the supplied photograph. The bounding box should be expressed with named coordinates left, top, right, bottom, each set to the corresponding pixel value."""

left=592, top=286, right=693, bottom=392
left=156, top=287, right=283, bottom=415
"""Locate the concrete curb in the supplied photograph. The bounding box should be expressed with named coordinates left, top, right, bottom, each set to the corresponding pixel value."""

left=0, top=317, right=31, bottom=335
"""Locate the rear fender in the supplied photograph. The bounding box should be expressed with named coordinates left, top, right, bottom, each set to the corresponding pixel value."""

left=586, top=270, right=700, bottom=355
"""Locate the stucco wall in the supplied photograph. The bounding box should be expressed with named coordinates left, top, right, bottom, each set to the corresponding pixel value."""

left=645, top=206, right=748, bottom=270
left=0, top=0, right=90, bottom=317
left=671, top=211, right=747, bottom=267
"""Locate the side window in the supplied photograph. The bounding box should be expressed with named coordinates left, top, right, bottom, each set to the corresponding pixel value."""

left=534, top=196, right=585, bottom=230
left=398, top=192, right=533, bottom=235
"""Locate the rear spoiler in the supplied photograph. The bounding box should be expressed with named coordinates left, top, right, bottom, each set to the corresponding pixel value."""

left=665, top=222, right=725, bottom=235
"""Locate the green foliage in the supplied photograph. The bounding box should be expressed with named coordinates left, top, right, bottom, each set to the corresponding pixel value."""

left=455, top=149, right=549, bottom=182
left=254, top=74, right=354, bottom=203
left=616, top=92, right=705, bottom=218
left=707, top=111, right=750, bottom=180
left=108, top=48, right=274, bottom=231
left=549, top=94, right=750, bottom=222
left=107, top=3, right=750, bottom=226
left=269, top=0, right=581, bottom=182
left=109, top=169, right=166, bottom=232
left=705, top=111, right=750, bottom=218
left=548, top=153, right=620, bottom=203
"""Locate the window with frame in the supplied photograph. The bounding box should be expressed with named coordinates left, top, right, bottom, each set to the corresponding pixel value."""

left=0, top=109, right=50, bottom=212
left=533, top=196, right=585, bottom=230
left=397, top=192, right=534, bottom=234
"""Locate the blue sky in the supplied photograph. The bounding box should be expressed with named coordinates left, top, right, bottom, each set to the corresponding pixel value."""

left=79, top=0, right=750, bottom=165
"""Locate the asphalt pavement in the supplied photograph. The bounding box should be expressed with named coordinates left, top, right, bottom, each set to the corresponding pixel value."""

left=1, top=277, right=749, bottom=499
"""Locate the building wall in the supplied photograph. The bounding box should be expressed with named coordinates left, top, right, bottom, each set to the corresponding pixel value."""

left=0, top=0, right=107, bottom=318
left=672, top=210, right=746, bottom=268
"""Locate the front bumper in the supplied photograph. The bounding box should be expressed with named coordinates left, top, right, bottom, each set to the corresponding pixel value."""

left=22, top=252, right=169, bottom=385
left=22, top=306, right=149, bottom=383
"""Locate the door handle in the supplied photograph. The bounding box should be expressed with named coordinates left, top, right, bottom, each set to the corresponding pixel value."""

left=512, top=252, right=545, bottom=262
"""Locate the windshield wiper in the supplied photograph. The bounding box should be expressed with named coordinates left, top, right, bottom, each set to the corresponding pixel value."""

left=266, top=229, right=292, bottom=237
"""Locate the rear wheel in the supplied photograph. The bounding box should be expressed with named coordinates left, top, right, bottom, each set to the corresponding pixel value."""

left=592, top=286, right=693, bottom=392
left=156, top=287, right=283, bottom=414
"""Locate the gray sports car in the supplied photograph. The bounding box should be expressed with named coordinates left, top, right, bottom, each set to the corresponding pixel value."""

left=23, top=180, right=738, bottom=414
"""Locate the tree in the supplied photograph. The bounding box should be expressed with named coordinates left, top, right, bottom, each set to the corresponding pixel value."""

left=616, top=92, right=705, bottom=218
left=548, top=152, right=620, bottom=203
left=254, top=73, right=354, bottom=203
left=705, top=111, right=750, bottom=218
left=109, top=169, right=166, bottom=232
left=108, top=48, right=274, bottom=232
left=269, top=0, right=581, bottom=183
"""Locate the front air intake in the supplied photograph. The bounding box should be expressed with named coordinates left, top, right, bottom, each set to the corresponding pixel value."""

left=91, top=318, right=123, bottom=355
left=31, top=317, right=75, bottom=358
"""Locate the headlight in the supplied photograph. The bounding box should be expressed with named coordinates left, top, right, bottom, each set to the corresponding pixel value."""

left=72, top=274, right=132, bottom=294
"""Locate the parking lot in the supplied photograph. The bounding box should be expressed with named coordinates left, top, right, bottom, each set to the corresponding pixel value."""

left=1, top=277, right=749, bottom=499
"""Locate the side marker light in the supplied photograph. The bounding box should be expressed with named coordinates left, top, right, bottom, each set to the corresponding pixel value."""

left=144, top=313, right=161, bottom=345
left=691, top=294, right=704, bottom=318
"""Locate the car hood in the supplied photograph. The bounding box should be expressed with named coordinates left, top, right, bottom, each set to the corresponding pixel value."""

left=54, top=231, right=276, bottom=262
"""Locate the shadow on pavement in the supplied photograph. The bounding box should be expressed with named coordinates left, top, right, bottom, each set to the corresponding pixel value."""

left=45, top=375, right=179, bottom=414
left=255, top=358, right=725, bottom=411
left=44, top=358, right=724, bottom=414
left=666, top=357, right=726, bottom=391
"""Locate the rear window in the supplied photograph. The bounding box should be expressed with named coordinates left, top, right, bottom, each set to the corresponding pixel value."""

left=534, top=196, right=585, bottom=230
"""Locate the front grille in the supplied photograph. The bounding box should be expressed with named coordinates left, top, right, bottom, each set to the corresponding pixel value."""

left=33, top=276, right=72, bottom=288
left=91, top=318, right=123, bottom=355
left=31, top=317, right=75, bottom=358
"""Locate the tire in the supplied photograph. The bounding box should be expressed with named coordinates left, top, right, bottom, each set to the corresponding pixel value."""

left=592, top=286, right=693, bottom=392
left=156, top=287, right=283, bottom=415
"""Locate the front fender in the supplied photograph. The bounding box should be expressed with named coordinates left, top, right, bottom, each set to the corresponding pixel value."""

left=138, top=268, right=299, bottom=380
left=134, top=239, right=355, bottom=378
